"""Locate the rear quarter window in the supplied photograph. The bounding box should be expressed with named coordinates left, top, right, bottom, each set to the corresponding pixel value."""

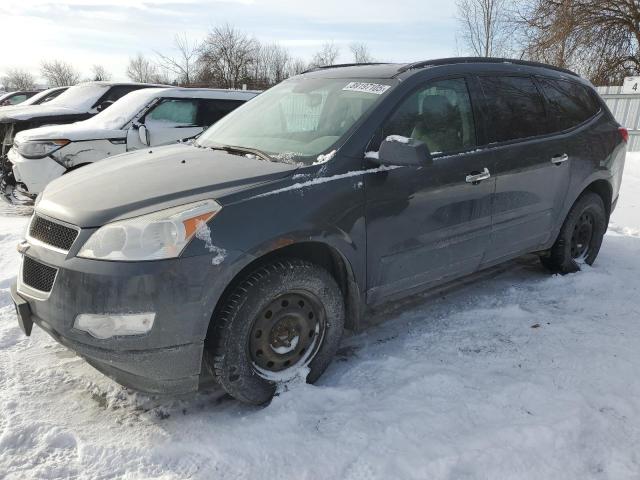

left=536, top=78, right=600, bottom=132
left=478, top=75, right=547, bottom=143
left=94, top=85, right=153, bottom=108
left=198, top=99, right=245, bottom=126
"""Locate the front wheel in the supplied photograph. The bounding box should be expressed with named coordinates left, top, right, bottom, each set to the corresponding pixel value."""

left=541, top=192, right=607, bottom=273
left=205, top=259, right=345, bottom=405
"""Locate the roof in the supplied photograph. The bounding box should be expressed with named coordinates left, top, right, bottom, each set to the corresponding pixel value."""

left=301, top=63, right=404, bottom=79
left=301, top=57, right=581, bottom=79
left=123, top=87, right=260, bottom=102
left=75, top=81, right=172, bottom=88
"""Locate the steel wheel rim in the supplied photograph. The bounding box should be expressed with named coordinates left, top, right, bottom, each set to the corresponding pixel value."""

left=571, top=211, right=595, bottom=260
left=249, top=290, right=326, bottom=380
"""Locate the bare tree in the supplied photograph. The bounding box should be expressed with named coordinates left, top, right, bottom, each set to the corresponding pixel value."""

left=91, top=64, right=111, bottom=81
left=350, top=42, right=375, bottom=63
left=517, top=0, right=580, bottom=68
left=254, top=43, right=291, bottom=86
left=456, top=0, right=513, bottom=57
left=1, top=69, right=36, bottom=90
left=289, top=57, right=309, bottom=76
left=156, top=33, right=200, bottom=86
left=198, top=24, right=258, bottom=89
left=310, top=42, right=340, bottom=67
left=40, top=60, right=80, bottom=87
left=517, top=0, right=640, bottom=85
left=126, top=53, right=159, bottom=83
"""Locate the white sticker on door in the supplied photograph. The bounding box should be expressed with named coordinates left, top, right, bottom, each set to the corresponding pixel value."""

left=342, top=82, right=391, bottom=95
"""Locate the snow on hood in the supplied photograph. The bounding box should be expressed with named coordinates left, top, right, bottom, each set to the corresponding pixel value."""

left=0, top=104, right=85, bottom=122
left=37, top=143, right=297, bottom=227
left=14, top=122, right=125, bottom=143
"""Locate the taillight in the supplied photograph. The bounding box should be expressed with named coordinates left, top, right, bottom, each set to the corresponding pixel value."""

left=619, top=127, right=629, bottom=143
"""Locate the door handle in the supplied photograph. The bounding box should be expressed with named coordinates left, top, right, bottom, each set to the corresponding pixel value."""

left=551, top=154, right=569, bottom=165
left=465, top=167, right=491, bottom=184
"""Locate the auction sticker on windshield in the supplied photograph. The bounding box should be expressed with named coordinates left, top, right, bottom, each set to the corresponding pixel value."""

left=342, top=82, right=391, bottom=95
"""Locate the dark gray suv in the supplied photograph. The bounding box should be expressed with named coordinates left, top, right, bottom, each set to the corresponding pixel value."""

left=11, top=58, right=627, bottom=405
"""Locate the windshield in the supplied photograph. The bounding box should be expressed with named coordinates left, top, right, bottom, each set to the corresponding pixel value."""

left=196, top=77, right=395, bottom=164
left=81, top=88, right=161, bottom=130
left=22, top=88, right=61, bottom=106
left=46, top=83, right=110, bottom=111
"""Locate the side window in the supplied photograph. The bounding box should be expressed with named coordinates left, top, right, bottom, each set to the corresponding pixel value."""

left=479, top=76, right=546, bottom=143
left=40, top=90, right=63, bottom=104
left=380, top=78, right=477, bottom=155
left=145, top=99, right=198, bottom=127
left=9, top=94, right=28, bottom=105
left=197, top=99, right=244, bottom=126
left=537, top=78, right=600, bottom=132
left=95, top=86, right=147, bottom=107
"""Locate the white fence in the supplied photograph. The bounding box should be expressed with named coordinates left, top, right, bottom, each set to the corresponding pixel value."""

left=597, top=86, right=640, bottom=152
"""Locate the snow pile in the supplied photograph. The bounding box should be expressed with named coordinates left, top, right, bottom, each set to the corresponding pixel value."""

left=254, top=165, right=401, bottom=198
left=0, top=155, right=639, bottom=478
left=314, top=149, right=337, bottom=165
left=195, top=219, right=226, bottom=265
left=385, top=135, right=411, bottom=143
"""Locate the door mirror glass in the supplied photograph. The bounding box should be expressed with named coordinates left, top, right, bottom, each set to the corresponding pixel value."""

left=138, top=124, right=150, bottom=146
left=375, top=136, right=432, bottom=167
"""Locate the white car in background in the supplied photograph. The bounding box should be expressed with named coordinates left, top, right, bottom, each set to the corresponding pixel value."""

left=0, top=86, right=68, bottom=110
left=9, top=87, right=259, bottom=196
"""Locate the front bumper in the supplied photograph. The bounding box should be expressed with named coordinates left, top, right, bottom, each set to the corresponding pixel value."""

left=13, top=235, right=243, bottom=395
left=9, top=148, right=66, bottom=195
left=11, top=283, right=203, bottom=394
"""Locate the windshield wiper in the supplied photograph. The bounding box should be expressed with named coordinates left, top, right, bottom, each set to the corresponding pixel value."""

left=208, top=143, right=273, bottom=162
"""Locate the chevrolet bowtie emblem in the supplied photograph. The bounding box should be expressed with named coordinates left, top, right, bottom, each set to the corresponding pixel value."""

left=16, top=241, right=30, bottom=254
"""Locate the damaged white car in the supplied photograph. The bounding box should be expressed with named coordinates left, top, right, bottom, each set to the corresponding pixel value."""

left=8, top=87, right=258, bottom=197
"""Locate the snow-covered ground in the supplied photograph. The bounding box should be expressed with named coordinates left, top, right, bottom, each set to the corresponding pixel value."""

left=1, top=154, right=640, bottom=479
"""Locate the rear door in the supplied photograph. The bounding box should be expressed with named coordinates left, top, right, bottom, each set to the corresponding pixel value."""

left=476, top=75, right=572, bottom=264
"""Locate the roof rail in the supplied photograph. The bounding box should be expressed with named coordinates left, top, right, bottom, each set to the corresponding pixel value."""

left=396, top=57, right=580, bottom=77
left=302, top=62, right=390, bottom=74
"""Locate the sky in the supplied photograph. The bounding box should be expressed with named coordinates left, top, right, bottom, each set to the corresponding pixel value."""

left=0, top=0, right=460, bottom=84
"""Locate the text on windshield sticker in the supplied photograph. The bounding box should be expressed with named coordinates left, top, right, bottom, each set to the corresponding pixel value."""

left=342, top=82, right=391, bottom=95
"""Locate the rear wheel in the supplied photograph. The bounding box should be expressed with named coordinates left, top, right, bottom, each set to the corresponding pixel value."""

left=541, top=192, right=607, bottom=273
left=206, top=259, right=345, bottom=405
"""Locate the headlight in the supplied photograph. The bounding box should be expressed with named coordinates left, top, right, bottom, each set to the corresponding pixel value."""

left=78, top=199, right=222, bottom=261
left=16, top=139, right=70, bottom=159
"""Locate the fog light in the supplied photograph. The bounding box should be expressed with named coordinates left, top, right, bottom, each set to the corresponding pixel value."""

left=74, top=313, right=155, bottom=339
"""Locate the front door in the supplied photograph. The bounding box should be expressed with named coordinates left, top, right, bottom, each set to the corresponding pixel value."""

left=127, top=98, right=205, bottom=151
left=365, top=77, right=497, bottom=305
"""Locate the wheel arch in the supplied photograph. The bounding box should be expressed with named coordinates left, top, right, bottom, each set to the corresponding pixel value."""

left=205, top=240, right=363, bottom=344
left=583, top=179, right=613, bottom=220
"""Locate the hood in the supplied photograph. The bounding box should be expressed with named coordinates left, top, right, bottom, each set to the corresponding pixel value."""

left=14, top=122, right=124, bottom=143
left=0, top=104, right=85, bottom=123
left=0, top=104, right=38, bottom=114
left=37, top=143, right=298, bottom=227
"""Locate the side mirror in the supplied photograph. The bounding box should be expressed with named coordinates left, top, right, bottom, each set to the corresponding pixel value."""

left=374, top=136, right=432, bottom=167
left=138, top=124, right=150, bottom=146
left=96, top=100, right=114, bottom=112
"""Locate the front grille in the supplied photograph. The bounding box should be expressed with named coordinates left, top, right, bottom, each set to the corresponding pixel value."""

left=29, top=215, right=78, bottom=251
left=22, top=256, right=57, bottom=292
